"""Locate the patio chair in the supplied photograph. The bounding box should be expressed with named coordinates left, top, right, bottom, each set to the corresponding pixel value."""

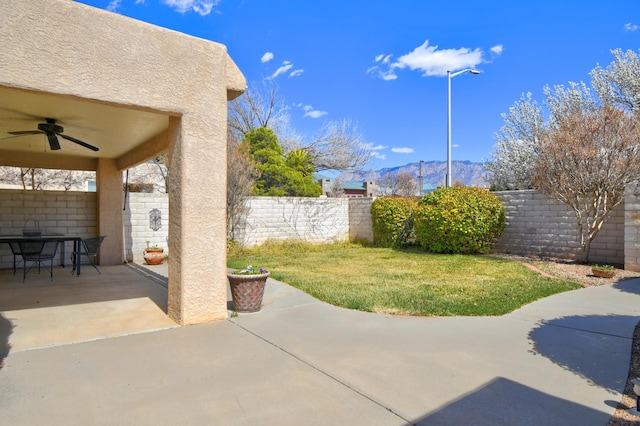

left=71, top=236, right=106, bottom=275
left=18, top=240, right=59, bottom=282
left=8, top=241, right=22, bottom=275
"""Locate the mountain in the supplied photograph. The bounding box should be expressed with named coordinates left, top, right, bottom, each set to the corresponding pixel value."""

left=338, top=160, right=488, bottom=187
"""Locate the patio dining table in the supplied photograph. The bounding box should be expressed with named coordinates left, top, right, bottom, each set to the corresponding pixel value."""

left=0, top=234, right=84, bottom=276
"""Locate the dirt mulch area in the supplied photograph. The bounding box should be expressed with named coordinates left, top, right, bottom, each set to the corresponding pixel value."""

left=492, top=254, right=640, bottom=424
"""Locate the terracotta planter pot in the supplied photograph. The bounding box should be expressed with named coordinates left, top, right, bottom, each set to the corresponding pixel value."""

left=592, top=268, right=615, bottom=278
left=144, top=248, right=164, bottom=253
left=143, top=248, right=165, bottom=265
left=227, top=272, right=269, bottom=313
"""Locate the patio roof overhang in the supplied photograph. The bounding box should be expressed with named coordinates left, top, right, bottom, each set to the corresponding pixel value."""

left=0, top=85, right=173, bottom=172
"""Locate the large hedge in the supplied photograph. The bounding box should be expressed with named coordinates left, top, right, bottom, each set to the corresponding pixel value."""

left=414, top=187, right=505, bottom=254
left=370, top=196, right=419, bottom=247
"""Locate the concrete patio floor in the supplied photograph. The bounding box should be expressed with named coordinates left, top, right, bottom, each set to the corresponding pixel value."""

left=2, top=262, right=640, bottom=424
left=0, top=262, right=176, bottom=351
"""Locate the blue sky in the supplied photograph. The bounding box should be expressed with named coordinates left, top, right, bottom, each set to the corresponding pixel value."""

left=78, top=0, right=640, bottom=172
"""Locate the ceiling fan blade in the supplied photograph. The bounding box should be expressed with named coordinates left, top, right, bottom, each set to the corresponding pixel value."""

left=59, top=133, right=99, bottom=152
left=1, top=134, right=36, bottom=141
left=47, top=133, right=61, bottom=150
left=8, top=130, right=43, bottom=136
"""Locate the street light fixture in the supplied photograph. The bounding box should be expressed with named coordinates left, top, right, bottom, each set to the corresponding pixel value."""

left=446, top=68, right=480, bottom=187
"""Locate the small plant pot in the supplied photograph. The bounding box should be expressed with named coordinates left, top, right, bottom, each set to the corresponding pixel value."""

left=592, top=268, right=615, bottom=278
left=227, top=272, right=269, bottom=313
left=143, top=248, right=165, bottom=265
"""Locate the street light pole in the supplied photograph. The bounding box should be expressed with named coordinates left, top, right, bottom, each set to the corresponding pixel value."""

left=419, top=160, right=423, bottom=196
left=447, top=68, right=480, bottom=188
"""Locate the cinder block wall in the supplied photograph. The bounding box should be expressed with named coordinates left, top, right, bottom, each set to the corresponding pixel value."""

left=123, top=192, right=169, bottom=263
left=233, top=197, right=351, bottom=247
left=349, top=197, right=374, bottom=243
left=494, top=190, right=625, bottom=265
left=2, top=189, right=638, bottom=270
left=625, top=183, right=640, bottom=272
left=0, top=189, right=97, bottom=269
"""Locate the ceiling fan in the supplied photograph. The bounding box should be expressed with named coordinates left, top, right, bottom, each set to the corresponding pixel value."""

left=5, top=118, right=99, bottom=152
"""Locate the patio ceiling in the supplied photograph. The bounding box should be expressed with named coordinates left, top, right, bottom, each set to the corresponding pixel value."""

left=0, top=86, right=171, bottom=167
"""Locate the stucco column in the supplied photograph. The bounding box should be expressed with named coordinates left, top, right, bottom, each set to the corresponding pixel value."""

left=167, top=106, right=229, bottom=325
left=96, top=158, right=124, bottom=265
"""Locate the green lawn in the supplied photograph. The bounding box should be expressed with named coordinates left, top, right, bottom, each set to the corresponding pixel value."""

left=228, top=241, right=582, bottom=316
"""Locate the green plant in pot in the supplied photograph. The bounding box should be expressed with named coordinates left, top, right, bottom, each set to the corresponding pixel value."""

left=227, top=265, right=270, bottom=313
left=591, top=264, right=615, bottom=278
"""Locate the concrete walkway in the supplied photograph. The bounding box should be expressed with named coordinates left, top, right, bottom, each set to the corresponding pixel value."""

left=1, top=264, right=639, bottom=425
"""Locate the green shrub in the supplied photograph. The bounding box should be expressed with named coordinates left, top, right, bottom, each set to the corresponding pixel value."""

left=414, top=187, right=505, bottom=254
left=370, top=197, right=419, bottom=247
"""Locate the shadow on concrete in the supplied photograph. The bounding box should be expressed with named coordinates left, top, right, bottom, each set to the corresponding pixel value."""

left=0, top=313, right=12, bottom=369
left=528, top=314, right=635, bottom=394
left=411, top=377, right=608, bottom=426
left=612, top=278, right=640, bottom=296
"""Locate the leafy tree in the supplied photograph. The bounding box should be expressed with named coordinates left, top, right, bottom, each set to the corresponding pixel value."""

left=285, top=149, right=315, bottom=176
left=487, top=49, right=640, bottom=191
left=485, top=93, right=543, bottom=190
left=486, top=50, right=640, bottom=262
left=533, top=83, right=640, bottom=262
left=245, top=127, right=321, bottom=197
left=590, top=48, right=640, bottom=113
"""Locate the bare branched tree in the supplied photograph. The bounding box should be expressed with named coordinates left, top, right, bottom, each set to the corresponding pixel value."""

left=153, top=153, right=169, bottom=193
left=533, top=83, right=640, bottom=262
left=227, top=132, right=258, bottom=241
left=304, top=119, right=371, bottom=172
left=327, top=177, right=345, bottom=198
left=378, top=170, right=418, bottom=196
left=227, top=81, right=293, bottom=145
left=228, top=81, right=371, bottom=173
left=0, top=166, right=93, bottom=190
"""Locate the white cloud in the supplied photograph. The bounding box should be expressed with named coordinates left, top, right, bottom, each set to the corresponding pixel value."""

left=162, top=0, right=220, bottom=16
left=290, top=69, right=304, bottom=77
left=302, top=105, right=328, bottom=118
left=361, top=142, right=387, bottom=160
left=261, top=52, right=274, bottom=63
left=391, top=147, right=414, bottom=154
left=374, top=54, right=392, bottom=64
left=362, top=143, right=388, bottom=151
left=394, top=40, right=483, bottom=77
left=368, top=54, right=398, bottom=80
left=369, top=40, right=489, bottom=80
left=107, top=0, right=122, bottom=11
left=269, top=61, right=294, bottom=79
left=366, top=65, right=398, bottom=81
left=624, top=22, right=639, bottom=32
left=490, top=45, right=503, bottom=56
